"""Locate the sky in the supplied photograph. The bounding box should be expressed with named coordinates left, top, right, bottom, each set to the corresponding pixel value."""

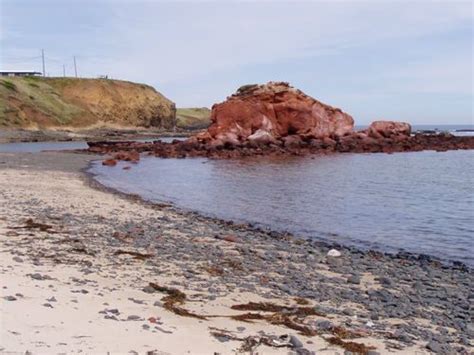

left=0, top=0, right=472, bottom=125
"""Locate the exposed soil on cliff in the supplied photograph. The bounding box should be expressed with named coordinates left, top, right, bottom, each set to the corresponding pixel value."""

left=0, top=77, right=176, bottom=130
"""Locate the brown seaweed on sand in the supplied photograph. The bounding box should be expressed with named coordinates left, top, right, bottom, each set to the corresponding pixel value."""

left=326, top=336, right=376, bottom=354
left=149, top=282, right=206, bottom=320
left=230, top=302, right=322, bottom=336
left=114, top=250, right=154, bottom=260
left=10, top=218, right=57, bottom=233
left=209, top=327, right=293, bottom=352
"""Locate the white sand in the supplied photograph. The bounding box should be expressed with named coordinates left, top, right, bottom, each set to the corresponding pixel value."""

left=0, top=158, right=428, bottom=354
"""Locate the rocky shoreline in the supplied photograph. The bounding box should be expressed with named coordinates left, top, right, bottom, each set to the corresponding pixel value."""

left=0, top=151, right=472, bottom=354
left=85, top=132, right=474, bottom=164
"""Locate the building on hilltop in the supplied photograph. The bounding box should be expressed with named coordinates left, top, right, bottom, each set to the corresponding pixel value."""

left=0, top=70, right=42, bottom=77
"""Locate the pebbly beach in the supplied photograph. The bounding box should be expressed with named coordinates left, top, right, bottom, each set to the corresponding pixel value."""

left=0, top=150, right=472, bottom=354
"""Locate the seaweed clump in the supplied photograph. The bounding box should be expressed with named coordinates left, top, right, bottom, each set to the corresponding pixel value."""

left=149, top=282, right=206, bottom=320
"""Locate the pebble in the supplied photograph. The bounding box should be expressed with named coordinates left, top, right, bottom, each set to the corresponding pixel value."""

left=290, top=335, right=304, bottom=348
left=347, top=275, right=361, bottom=284
left=127, top=315, right=142, bottom=321
left=3, top=296, right=17, bottom=301
left=327, top=249, right=341, bottom=257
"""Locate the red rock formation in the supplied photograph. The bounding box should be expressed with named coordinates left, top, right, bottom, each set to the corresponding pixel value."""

left=197, top=82, right=354, bottom=146
left=102, top=158, right=117, bottom=166
left=366, top=121, right=412, bottom=139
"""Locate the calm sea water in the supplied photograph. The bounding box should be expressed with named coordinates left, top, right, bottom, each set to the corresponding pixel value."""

left=90, top=149, right=474, bottom=266
left=0, top=137, right=183, bottom=153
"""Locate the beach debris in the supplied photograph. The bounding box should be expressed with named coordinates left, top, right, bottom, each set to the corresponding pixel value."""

left=148, top=282, right=206, bottom=319
left=113, top=249, right=154, bottom=260
left=10, top=218, right=56, bottom=233
left=294, top=297, right=310, bottom=305
left=327, top=249, right=341, bottom=257
left=230, top=302, right=324, bottom=336
left=326, top=336, right=375, bottom=354
left=209, top=327, right=295, bottom=352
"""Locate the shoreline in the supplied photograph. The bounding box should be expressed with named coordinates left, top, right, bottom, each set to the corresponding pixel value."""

left=0, top=151, right=472, bottom=354
left=86, top=157, right=472, bottom=271
left=0, top=128, right=198, bottom=144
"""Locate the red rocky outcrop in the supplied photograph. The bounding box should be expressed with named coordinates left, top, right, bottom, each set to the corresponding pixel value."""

left=194, top=82, right=354, bottom=146
left=365, top=121, right=412, bottom=139
left=86, top=83, right=474, bottom=160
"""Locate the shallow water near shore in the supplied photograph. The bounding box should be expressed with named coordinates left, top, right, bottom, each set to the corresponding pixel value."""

left=90, top=149, right=474, bottom=266
left=0, top=137, right=183, bottom=153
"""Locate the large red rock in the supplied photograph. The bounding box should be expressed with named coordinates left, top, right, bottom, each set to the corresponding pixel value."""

left=366, top=120, right=411, bottom=139
left=198, top=82, right=354, bottom=145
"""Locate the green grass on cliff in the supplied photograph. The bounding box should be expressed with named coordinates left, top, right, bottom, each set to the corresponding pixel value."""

left=176, top=107, right=211, bottom=130
left=0, top=76, right=175, bottom=129
left=0, top=77, right=87, bottom=127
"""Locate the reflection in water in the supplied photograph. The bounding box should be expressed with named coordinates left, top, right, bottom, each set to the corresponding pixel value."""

left=91, top=150, right=474, bottom=266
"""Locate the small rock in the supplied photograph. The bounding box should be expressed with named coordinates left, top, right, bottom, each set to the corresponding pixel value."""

left=127, top=315, right=142, bottom=321
left=142, top=286, right=156, bottom=294
left=29, top=273, right=50, bottom=281
left=3, top=296, right=17, bottom=301
left=221, top=234, right=239, bottom=243
left=426, top=341, right=442, bottom=353
left=43, top=303, right=53, bottom=308
left=343, top=308, right=355, bottom=316
left=366, top=320, right=375, bottom=328
left=327, top=249, right=341, bottom=257
left=347, top=275, right=361, bottom=284
left=290, top=335, right=304, bottom=348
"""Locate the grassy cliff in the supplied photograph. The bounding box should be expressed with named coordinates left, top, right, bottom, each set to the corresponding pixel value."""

left=176, top=107, right=211, bottom=130
left=0, top=77, right=176, bottom=129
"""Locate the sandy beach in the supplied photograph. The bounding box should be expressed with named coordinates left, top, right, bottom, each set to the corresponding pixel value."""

left=0, top=151, right=472, bottom=354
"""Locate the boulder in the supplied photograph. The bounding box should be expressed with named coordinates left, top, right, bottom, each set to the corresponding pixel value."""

left=366, top=121, right=411, bottom=139
left=206, top=82, right=354, bottom=145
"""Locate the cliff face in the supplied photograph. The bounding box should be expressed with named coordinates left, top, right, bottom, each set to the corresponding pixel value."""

left=0, top=77, right=176, bottom=129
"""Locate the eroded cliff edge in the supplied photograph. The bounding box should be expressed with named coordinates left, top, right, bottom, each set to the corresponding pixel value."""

left=0, top=77, right=176, bottom=130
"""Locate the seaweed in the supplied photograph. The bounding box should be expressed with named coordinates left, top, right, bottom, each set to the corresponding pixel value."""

left=10, top=218, right=57, bottom=233
left=266, top=313, right=317, bottom=336
left=231, top=301, right=324, bottom=317
left=113, top=250, right=153, bottom=260
left=229, top=302, right=319, bottom=336
left=326, top=336, right=375, bottom=354
left=331, top=325, right=364, bottom=339
left=230, top=312, right=265, bottom=323
left=294, top=297, right=310, bottom=305
left=148, top=282, right=206, bottom=320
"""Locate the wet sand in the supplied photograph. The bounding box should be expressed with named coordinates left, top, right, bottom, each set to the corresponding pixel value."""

left=0, top=152, right=471, bottom=354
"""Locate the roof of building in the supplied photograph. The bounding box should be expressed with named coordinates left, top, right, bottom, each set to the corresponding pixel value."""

left=0, top=70, right=42, bottom=74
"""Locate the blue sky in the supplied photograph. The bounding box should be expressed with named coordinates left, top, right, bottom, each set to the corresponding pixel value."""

left=1, top=0, right=472, bottom=124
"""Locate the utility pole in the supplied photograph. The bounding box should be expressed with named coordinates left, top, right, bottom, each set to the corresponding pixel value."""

left=63, top=64, right=66, bottom=77
left=73, top=56, right=78, bottom=78
left=41, top=49, right=45, bottom=77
